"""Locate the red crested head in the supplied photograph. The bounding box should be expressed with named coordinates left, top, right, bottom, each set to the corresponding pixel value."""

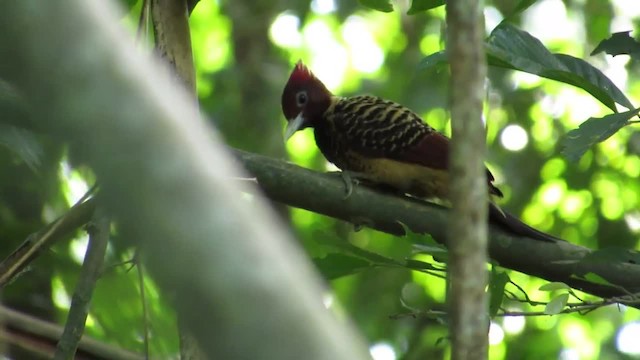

left=281, top=60, right=333, bottom=140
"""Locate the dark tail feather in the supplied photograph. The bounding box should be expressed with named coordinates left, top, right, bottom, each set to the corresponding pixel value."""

left=488, top=203, right=562, bottom=242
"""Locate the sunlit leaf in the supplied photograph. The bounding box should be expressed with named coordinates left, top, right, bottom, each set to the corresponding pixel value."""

left=581, top=272, right=613, bottom=286
left=486, top=22, right=634, bottom=112
left=358, top=0, right=393, bottom=12
left=561, top=108, right=640, bottom=162
left=489, top=268, right=510, bottom=317
left=407, top=0, right=444, bottom=14
left=544, top=293, right=569, bottom=314
left=539, top=282, right=570, bottom=291
left=591, top=31, right=640, bottom=60
left=313, top=254, right=371, bottom=280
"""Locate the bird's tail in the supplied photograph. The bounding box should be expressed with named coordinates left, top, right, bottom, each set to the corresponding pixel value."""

left=488, top=203, right=562, bottom=242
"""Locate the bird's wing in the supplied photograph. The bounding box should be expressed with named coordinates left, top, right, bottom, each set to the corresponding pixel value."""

left=333, top=95, right=445, bottom=167
left=331, top=95, right=502, bottom=197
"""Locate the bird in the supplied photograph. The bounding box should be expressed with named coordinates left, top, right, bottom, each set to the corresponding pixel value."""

left=281, top=60, right=560, bottom=242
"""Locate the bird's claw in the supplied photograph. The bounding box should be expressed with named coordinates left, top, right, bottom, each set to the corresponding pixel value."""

left=340, top=171, right=360, bottom=200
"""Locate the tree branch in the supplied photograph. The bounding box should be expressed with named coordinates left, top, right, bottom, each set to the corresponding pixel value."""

left=0, top=305, right=143, bottom=360
left=54, top=211, right=109, bottom=360
left=235, top=150, right=640, bottom=304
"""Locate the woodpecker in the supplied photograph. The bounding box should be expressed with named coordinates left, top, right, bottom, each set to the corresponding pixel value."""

left=281, top=61, right=560, bottom=242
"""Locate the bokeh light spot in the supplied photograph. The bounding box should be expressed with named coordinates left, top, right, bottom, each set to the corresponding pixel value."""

left=500, top=124, right=529, bottom=151
left=489, top=322, right=505, bottom=345
left=311, top=0, right=337, bottom=14
left=503, top=315, right=526, bottom=335
left=343, top=16, right=384, bottom=74
left=370, top=343, right=396, bottom=360
left=617, top=322, right=640, bottom=355
left=270, top=12, right=302, bottom=48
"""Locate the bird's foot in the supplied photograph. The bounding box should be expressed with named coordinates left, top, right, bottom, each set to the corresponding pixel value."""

left=327, top=171, right=366, bottom=199
left=340, top=171, right=362, bottom=199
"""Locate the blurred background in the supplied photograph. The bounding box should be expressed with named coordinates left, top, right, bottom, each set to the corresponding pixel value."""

left=1, top=0, right=640, bottom=358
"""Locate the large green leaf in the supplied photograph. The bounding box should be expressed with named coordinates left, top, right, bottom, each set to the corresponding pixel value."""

left=407, top=0, right=444, bottom=14
left=561, top=108, right=640, bottom=162
left=486, top=22, right=634, bottom=112
left=358, top=0, right=393, bottom=12
left=420, top=23, right=634, bottom=113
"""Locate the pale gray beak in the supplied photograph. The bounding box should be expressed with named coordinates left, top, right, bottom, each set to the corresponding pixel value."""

left=284, top=112, right=306, bottom=141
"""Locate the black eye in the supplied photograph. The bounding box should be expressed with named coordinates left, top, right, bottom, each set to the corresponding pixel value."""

left=296, top=91, right=308, bottom=107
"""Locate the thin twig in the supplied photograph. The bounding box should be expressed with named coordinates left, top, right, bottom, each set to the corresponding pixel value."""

left=0, top=305, right=143, bottom=359
left=0, top=191, right=97, bottom=289
left=54, top=211, right=110, bottom=359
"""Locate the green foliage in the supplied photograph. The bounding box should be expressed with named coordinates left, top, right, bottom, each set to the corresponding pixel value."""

left=562, top=108, right=640, bottom=162
left=421, top=21, right=638, bottom=163
left=486, top=22, right=633, bottom=112
left=422, top=27, right=631, bottom=113
left=545, top=293, right=569, bottom=315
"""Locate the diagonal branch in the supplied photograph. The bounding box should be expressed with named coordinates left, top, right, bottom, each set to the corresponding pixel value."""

left=235, top=149, right=640, bottom=304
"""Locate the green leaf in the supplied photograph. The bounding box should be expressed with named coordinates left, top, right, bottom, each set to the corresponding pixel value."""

left=417, top=51, right=448, bottom=72
left=581, top=272, right=613, bottom=286
left=591, top=31, right=640, bottom=61
left=407, top=0, right=444, bottom=14
left=544, top=293, right=569, bottom=315
left=358, top=0, right=393, bottom=12
left=539, top=282, right=570, bottom=291
left=486, top=22, right=634, bottom=112
left=489, top=268, right=510, bottom=317
left=313, top=254, right=371, bottom=280
left=561, top=108, right=640, bottom=162
left=412, top=242, right=449, bottom=263
left=419, top=23, right=634, bottom=113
